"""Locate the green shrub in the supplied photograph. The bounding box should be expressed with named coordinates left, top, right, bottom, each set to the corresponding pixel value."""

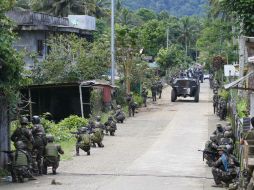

left=133, top=94, right=143, bottom=107
left=219, top=89, right=230, bottom=101
left=236, top=99, right=248, bottom=118
left=57, top=115, right=88, bottom=131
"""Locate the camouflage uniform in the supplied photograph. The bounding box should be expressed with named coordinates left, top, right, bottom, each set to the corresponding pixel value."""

left=31, top=116, right=47, bottom=175
left=219, top=99, right=227, bottom=120
left=212, top=147, right=238, bottom=187
left=89, top=121, right=104, bottom=148
left=104, top=116, right=117, bottom=136
left=12, top=141, right=34, bottom=183
left=141, top=88, right=148, bottom=107
left=157, top=82, right=163, bottom=99
left=151, top=84, right=157, bottom=102
left=43, top=135, right=64, bottom=175
left=114, top=105, right=125, bottom=123
left=213, top=93, right=219, bottom=114
left=127, top=94, right=137, bottom=117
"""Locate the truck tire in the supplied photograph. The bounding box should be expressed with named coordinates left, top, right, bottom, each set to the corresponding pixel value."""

left=194, top=90, right=199, bottom=102
left=171, top=89, right=177, bottom=102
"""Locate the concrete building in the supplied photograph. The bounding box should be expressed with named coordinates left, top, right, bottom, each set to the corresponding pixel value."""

left=6, top=9, right=96, bottom=69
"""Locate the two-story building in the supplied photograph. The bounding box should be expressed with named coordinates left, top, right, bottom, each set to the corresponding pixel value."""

left=6, top=9, right=96, bottom=69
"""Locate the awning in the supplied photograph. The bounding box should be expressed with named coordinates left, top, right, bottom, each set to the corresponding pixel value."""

left=224, top=71, right=254, bottom=90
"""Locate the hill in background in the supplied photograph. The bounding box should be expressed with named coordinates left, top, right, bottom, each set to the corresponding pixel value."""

left=122, top=0, right=208, bottom=17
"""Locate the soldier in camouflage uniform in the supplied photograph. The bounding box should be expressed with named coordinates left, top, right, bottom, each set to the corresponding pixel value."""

left=31, top=116, right=47, bottom=175
left=141, top=88, right=148, bottom=107
left=12, top=141, right=35, bottom=182
left=213, top=90, right=219, bottom=114
left=219, top=131, right=234, bottom=154
left=211, top=146, right=239, bottom=187
left=212, top=123, right=225, bottom=142
left=94, top=116, right=106, bottom=138
left=156, top=81, right=163, bottom=99
left=89, top=120, right=104, bottom=148
left=114, top=105, right=125, bottom=123
left=126, top=93, right=137, bottom=117
left=219, top=99, right=227, bottom=120
left=75, top=127, right=91, bottom=156
left=43, top=134, right=64, bottom=175
left=203, top=134, right=219, bottom=167
left=104, top=116, right=117, bottom=136
left=11, top=116, right=34, bottom=167
left=151, top=83, right=157, bottom=102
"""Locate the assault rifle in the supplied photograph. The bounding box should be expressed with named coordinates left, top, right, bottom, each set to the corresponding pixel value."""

left=198, top=149, right=219, bottom=161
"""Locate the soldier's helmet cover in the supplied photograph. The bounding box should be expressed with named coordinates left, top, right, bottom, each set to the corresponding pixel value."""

left=32, top=115, right=40, bottom=124
left=224, top=131, right=232, bottom=138
left=96, top=116, right=101, bottom=121
left=15, top=141, right=26, bottom=149
left=46, top=134, right=54, bottom=142
left=20, top=116, right=29, bottom=125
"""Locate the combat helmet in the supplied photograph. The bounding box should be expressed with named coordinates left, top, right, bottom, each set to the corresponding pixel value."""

left=15, top=141, right=26, bottom=150
left=210, top=134, right=217, bottom=142
left=117, top=105, right=121, bottom=109
left=46, top=134, right=54, bottom=143
left=20, top=116, right=29, bottom=125
left=96, top=116, right=101, bottom=122
left=224, top=131, right=232, bottom=138
left=32, top=115, right=40, bottom=124
left=80, top=127, right=87, bottom=133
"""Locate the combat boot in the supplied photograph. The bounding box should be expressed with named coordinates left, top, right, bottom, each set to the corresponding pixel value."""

left=52, top=168, right=56, bottom=175
left=98, top=143, right=104, bottom=148
left=87, top=151, right=90, bottom=156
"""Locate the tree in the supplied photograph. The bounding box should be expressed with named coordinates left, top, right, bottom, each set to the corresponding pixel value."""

left=115, top=24, right=140, bottom=93
left=32, top=34, right=110, bottom=84
left=32, top=0, right=96, bottom=17
left=140, top=19, right=167, bottom=57
left=177, top=16, right=201, bottom=57
left=0, top=0, right=24, bottom=167
left=156, top=44, right=192, bottom=71
left=220, top=0, right=254, bottom=36
left=135, top=8, right=157, bottom=22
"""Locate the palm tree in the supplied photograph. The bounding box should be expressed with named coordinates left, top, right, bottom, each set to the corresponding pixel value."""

left=177, top=17, right=198, bottom=56
left=94, top=0, right=110, bottom=18
left=32, top=0, right=96, bottom=17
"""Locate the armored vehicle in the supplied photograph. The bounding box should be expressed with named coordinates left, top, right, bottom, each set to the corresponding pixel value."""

left=171, top=78, right=200, bottom=102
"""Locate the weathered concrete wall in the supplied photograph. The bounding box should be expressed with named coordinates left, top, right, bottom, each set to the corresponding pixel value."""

left=13, top=31, right=47, bottom=69
left=6, top=9, right=69, bottom=26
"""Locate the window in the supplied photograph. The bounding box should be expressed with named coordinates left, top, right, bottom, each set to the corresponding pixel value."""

left=37, top=40, right=43, bottom=56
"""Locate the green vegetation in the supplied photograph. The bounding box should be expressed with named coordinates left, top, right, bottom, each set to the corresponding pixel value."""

left=122, top=0, right=208, bottom=16
left=236, top=99, right=248, bottom=118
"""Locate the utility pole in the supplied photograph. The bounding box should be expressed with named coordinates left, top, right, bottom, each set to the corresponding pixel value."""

left=166, top=27, right=169, bottom=49
left=111, top=0, right=115, bottom=85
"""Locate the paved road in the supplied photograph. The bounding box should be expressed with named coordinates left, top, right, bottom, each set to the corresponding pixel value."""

left=1, top=81, right=217, bottom=190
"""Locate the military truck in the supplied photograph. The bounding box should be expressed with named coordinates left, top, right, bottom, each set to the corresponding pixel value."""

left=170, top=78, right=200, bottom=102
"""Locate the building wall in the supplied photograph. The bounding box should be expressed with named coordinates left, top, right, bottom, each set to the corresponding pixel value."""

left=13, top=31, right=48, bottom=69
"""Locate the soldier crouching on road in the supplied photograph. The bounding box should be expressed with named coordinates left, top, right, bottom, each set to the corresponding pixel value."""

left=75, top=127, right=91, bottom=156
left=43, top=134, right=64, bottom=175
left=211, top=146, right=239, bottom=188
left=10, top=141, right=35, bottom=183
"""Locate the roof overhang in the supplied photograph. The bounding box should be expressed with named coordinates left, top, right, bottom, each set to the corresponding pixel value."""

left=224, top=71, right=254, bottom=90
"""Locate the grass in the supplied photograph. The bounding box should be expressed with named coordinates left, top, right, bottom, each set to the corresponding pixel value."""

left=59, top=138, right=76, bottom=161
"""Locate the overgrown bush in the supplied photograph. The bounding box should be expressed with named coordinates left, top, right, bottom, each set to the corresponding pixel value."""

left=133, top=94, right=143, bottom=107
left=11, top=115, right=88, bottom=142
left=236, top=99, right=248, bottom=118
left=219, top=89, right=230, bottom=101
